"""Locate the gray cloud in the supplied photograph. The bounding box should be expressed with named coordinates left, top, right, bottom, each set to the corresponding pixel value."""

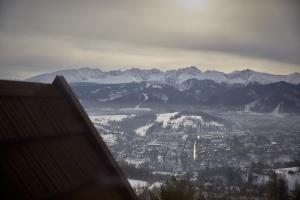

left=0, top=0, right=299, bottom=79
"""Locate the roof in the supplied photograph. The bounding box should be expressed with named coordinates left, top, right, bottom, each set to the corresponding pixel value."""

left=0, top=76, right=138, bottom=200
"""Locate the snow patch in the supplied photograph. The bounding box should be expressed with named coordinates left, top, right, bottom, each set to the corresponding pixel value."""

left=135, top=124, right=153, bottom=136
left=271, top=103, right=282, bottom=117
left=149, top=182, right=163, bottom=190
left=142, top=93, right=149, bottom=101
left=128, top=179, right=148, bottom=188
left=244, top=100, right=257, bottom=112
left=125, top=158, right=146, bottom=167
left=155, top=113, right=224, bottom=129
left=155, top=112, right=179, bottom=128
left=153, top=85, right=162, bottom=89
left=121, top=106, right=152, bottom=111
left=101, top=134, right=117, bottom=146
left=97, top=93, right=124, bottom=102
left=89, top=114, right=135, bottom=126
left=275, top=167, right=300, bottom=190
left=90, top=88, right=101, bottom=94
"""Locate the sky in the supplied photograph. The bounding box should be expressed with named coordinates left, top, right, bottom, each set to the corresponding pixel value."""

left=0, top=0, right=300, bottom=79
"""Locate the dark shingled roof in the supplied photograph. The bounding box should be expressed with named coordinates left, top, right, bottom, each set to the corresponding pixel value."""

left=0, top=76, right=138, bottom=200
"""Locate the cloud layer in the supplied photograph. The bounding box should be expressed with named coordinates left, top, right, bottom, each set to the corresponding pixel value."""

left=0, top=0, right=299, bottom=79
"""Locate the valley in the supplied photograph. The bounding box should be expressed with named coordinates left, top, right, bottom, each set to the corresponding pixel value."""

left=87, top=108, right=300, bottom=190
left=27, top=67, right=300, bottom=196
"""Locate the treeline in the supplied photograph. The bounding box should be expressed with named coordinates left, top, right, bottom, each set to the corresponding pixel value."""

left=138, top=176, right=196, bottom=200
left=137, top=175, right=300, bottom=200
left=121, top=161, right=300, bottom=199
left=197, top=166, right=243, bottom=185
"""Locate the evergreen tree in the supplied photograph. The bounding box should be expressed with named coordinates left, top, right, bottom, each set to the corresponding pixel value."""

left=138, top=176, right=196, bottom=200
left=267, top=172, right=289, bottom=200
left=292, top=182, right=300, bottom=200
left=159, top=176, right=195, bottom=200
left=277, top=178, right=289, bottom=200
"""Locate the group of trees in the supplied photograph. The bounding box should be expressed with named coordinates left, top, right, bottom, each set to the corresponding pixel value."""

left=267, top=172, right=289, bottom=200
left=122, top=160, right=300, bottom=200
left=138, top=176, right=196, bottom=200
left=266, top=172, right=300, bottom=200
left=136, top=175, right=300, bottom=200
left=197, top=166, right=243, bottom=185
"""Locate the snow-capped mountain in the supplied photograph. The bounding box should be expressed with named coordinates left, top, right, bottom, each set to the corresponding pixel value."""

left=26, top=66, right=300, bottom=114
left=227, top=69, right=285, bottom=84
left=26, top=66, right=300, bottom=86
left=28, top=67, right=164, bottom=84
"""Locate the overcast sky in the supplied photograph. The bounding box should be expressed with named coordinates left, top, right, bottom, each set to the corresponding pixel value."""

left=0, top=0, right=299, bottom=79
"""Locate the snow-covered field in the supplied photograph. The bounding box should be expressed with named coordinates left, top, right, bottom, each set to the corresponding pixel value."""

left=100, top=134, right=117, bottom=146
left=128, top=179, right=162, bottom=191
left=155, top=112, right=224, bottom=129
left=89, top=114, right=137, bottom=145
left=120, top=105, right=152, bottom=111
left=135, top=124, right=153, bottom=136
left=149, top=182, right=162, bottom=190
left=275, top=167, right=300, bottom=190
left=155, top=112, right=179, bottom=128
left=128, top=179, right=148, bottom=189
left=89, top=114, right=135, bottom=125
left=133, top=112, right=225, bottom=137
left=125, top=158, right=146, bottom=167
left=97, top=93, right=124, bottom=102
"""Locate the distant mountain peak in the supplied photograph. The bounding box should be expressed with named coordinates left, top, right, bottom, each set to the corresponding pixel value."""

left=243, top=68, right=254, bottom=72
left=177, top=66, right=202, bottom=74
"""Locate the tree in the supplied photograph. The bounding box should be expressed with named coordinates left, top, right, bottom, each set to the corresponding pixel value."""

left=277, top=178, right=289, bottom=200
left=138, top=176, right=196, bottom=200
left=137, top=188, right=160, bottom=200
left=267, top=171, right=278, bottom=200
left=292, top=182, right=300, bottom=200
left=159, top=176, right=195, bottom=200
left=267, top=172, right=289, bottom=200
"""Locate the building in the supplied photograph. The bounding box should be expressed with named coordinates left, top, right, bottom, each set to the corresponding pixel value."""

left=0, top=77, right=138, bottom=200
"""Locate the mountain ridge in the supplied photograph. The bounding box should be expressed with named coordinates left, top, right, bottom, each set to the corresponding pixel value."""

left=26, top=66, right=300, bottom=86
left=71, top=80, right=300, bottom=114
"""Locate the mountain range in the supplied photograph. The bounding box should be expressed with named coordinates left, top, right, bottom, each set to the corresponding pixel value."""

left=27, top=66, right=300, bottom=86
left=27, top=67, right=300, bottom=114
left=70, top=80, right=300, bottom=114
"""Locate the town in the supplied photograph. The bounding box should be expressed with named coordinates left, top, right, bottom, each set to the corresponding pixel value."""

left=89, top=110, right=300, bottom=199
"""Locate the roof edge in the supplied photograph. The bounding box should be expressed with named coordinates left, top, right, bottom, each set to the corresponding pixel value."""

left=52, top=76, right=138, bottom=200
